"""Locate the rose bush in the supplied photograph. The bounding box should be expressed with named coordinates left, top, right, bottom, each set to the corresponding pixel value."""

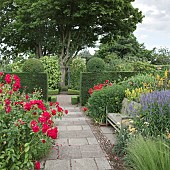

left=0, top=72, right=68, bottom=169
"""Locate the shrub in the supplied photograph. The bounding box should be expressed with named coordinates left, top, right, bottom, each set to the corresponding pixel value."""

left=70, top=57, right=86, bottom=90
left=80, top=71, right=136, bottom=106
left=48, top=89, right=59, bottom=95
left=119, top=73, right=156, bottom=90
left=40, top=56, right=61, bottom=90
left=125, top=135, right=170, bottom=170
left=86, top=57, right=105, bottom=72
left=22, top=58, right=44, bottom=73
left=68, top=89, right=80, bottom=95
left=87, top=84, right=125, bottom=123
left=71, top=96, right=79, bottom=105
left=0, top=72, right=68, bottom=169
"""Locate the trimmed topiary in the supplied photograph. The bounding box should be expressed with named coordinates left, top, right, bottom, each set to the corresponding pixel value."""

left=86, top=57, right=105, bottom=72
left=22, top=58, right=44, bottom=73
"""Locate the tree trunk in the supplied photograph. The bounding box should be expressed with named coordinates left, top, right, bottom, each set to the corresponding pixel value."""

left=35, top=42, right=43, bottom=58
left=60, top=61, right=66, bottom=88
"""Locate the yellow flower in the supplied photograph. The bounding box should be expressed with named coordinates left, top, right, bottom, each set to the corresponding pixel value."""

left=164, top=70, right=168, bottom=78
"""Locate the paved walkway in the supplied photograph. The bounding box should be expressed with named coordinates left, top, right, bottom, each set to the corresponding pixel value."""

left=42, top=95, right=113, bottom=170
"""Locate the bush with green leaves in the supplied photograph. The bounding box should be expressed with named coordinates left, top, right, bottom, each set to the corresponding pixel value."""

left=119, top=73, right=156, bottom=90
left=40, top=56, right=61, bottom=90
left=70, top=57, right=86, bottom=90
left=22, top=58, right=44, bottom=73
left=8, top=61, right=23, bottom=72
left=86, top=57, right=105, bottom=72
left=87, top=84, right=125, bottom=123
left=125, top=135, right=170, bottom=170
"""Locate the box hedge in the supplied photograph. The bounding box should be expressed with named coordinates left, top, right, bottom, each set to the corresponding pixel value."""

left=4, top=72, right=48, bottom=101
left=80, top=71, right=137, bottom=106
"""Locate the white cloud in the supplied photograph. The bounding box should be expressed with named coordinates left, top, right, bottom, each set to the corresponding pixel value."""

left=132, top=0, right=170, bottom=49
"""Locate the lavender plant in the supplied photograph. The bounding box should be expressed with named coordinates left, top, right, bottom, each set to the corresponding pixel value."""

left=131, top=90, right=170, bottom=136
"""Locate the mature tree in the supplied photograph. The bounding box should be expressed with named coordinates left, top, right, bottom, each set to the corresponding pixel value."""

left=95, top=34, right=153, bottom=61
left=0, top=0, right=143, bottom=86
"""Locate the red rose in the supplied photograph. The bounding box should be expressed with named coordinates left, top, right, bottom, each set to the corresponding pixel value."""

left=83, top=107, right=88, bottom=112
left=47, top=127, right=58, bottom=139
left=30, top=120, right=38, bottom=127
left=88, top=88, right=93, bottom=95
left=41, top=139, right=46, bottom=143
left=50, top=102, right=53, bottom=106
left=5, top=106, right=11, bottom=113
left=32, top=125, right=40, bottom=133
left=0, top=72, right=4, bottom=77
left=42, top=124, right=50, bottom=133
left=35, top=161, right=40, bottom=170
left=51, top=109, right=56, bottom=115
left=105, top=79, right=109, bottom=83
left=65, top=110, right=68, bottom=114
left=5, top=74, right=11, bottom=84
left=57, top=106, right=63, bottom=112
left=26, top=94, right=29, bottom=100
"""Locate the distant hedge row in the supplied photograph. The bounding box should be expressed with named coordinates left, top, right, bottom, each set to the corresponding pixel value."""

left=80, top=71, right=137, bottom=106
left=4, top=72, right=48, bottom=101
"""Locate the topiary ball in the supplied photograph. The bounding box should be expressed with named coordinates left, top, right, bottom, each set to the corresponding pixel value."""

left=86, top=57, right=105, bottom=72
left=22, top=58, right=44, bottom=73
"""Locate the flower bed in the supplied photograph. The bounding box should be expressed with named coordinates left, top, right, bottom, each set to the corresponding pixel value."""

left=0, top=72, right=68, bottom=169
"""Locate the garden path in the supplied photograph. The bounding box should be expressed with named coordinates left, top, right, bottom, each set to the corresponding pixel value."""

left=41, top=94, right=115, bottom=170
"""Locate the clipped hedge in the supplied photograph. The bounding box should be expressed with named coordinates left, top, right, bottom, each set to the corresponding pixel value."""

left=68, top=89, right=80, bottom=95
left=4, top=72, right=48, bottom=101
left=48, top=89, right=59, bottom=95
left=80, top=71, right=136, bottom=105
left=87, top=84, right=125, bottom=123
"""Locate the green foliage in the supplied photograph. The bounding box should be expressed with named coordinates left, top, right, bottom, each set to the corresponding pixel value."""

left=40, top=56, right=61, bottom=90
left=119, top=73, right=156, bottom=90
left=80, top=71, right=136, bottom=106
left=71, top=96, right=79, bottom=105
left=87, top=84, right=125, bottom=123
left=22, top=58, right=44, bottom=73
left=48, top=89, right=59, bottom=95
left=70, top=57, right=86, bottom=90
left=131, top=61, right=156, bottom=73
left=125, top=135, right=170, bottom=170
left=8, top=61, right=23, bottom=72
left=4, top=72, right=48, bottom=101
left=68, top=89, right=80, bottom=95
left=86, top=57, right=105, bottom=72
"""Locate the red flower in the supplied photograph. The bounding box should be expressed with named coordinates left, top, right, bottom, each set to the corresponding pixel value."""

left=42, top=111, right=51, bottom=120
left=41, top=139, right=46, bottom=143
left=35, top=161, right=40, bottom=170
left=56, top=102, right=59, bottom=106
left=38, top=116, right=47, bottom=124
left=47, top=127, right=58, bottom=139
left=47, top=119, right=54, bottom=126
left=5, top=74, right=11, bottom=84
left=24, top=102, right=32, bottom=111
left=83, top=107, right=88, bottom=112
left=5, top=99, right=11, bottom=106
left=51, top=109, right=56, bottom=115
left=26, top=94, right=29, bottom=100
left=30, top=120, right=38, bottom=127
left=88, top=88, right=93, bottom=95
left=5, top=105, right=11, bottom=113
left=65, top=110, right=68, bottom=114
left=42, top=124, right=50, bottom=133
left=50, top=102, right=53, bottom=106
left=105, top=79, right=109, bottom=83
left=0, top=89, right=2, bottom=93
left=32, top=125, right=40, bottom=133
left=57, top=106, right=63, bottom=112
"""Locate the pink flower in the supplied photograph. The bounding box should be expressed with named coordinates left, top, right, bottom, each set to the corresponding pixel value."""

left=35, top=161, right=40, bottom=170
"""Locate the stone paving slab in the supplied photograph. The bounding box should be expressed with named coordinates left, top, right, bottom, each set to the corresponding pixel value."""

left=87, top=137, right=99, bottom=145
left=71, top=158, right=98, bottom=170
left=67, top=125, right=83, bottom=131
left=59, top=145, right=82, bottom=160
left=55, top=138, right=69, bottom=146
left=100, top=126, right=116, bottom=134
left=95, top=157, right=112, bottom=170
left=58, top=131, right=77, bottom=138
left=45, top=160, right=70, bottom=170
left=76, top=130, right=94, bottom=138
left=82, top=125, right=91, bottom=130
left=69, top=138, right=88, bottom=146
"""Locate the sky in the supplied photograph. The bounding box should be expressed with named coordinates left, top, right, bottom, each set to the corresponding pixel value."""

left=132, top=0, right=170, bottom=50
